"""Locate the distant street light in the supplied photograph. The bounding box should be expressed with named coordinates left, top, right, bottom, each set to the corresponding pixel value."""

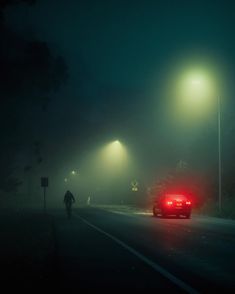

left=64, top=170, right=79, bottom=184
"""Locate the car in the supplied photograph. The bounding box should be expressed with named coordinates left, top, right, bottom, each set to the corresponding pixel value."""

left=153, top=193, right=192, bottom=218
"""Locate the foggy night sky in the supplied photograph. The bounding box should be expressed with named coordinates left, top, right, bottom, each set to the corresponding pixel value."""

left=3, top=0, right=235, bottom=182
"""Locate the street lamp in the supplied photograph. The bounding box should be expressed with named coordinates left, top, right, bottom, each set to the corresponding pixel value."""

left=101, top=140, right=127, bottom=166
left=176, top=68, right=222, bottom=212
left=97, top=139, right=130, bottom=178
left=192, top=77, right=221, bottom=213
left=217, top=94, right=222, bottom=213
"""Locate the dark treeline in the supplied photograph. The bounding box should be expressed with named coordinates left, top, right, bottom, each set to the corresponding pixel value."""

left=0, top=0, right=68, bottom=195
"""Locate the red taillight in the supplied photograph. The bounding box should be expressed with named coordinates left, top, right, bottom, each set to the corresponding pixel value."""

left=186, top=201, right=191, bottom=205
left=166, top=201, right=173, bottom=205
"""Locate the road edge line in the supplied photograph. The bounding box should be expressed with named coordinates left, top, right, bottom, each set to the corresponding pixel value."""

left=76, top=214, right=198, bottom=294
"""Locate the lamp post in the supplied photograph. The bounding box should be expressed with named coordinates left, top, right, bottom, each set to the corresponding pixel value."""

left=191, top=79, right=222, bottom=213
left=217, top=94, right=222, bottom=213
left=176, top=69, right=222, bottom=213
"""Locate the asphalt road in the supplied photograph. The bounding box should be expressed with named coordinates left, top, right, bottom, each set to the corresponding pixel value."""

left=51, top=206, right=235, bottom=293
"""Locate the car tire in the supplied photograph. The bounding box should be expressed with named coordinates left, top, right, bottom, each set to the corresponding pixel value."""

left=161, top=210, right=167, bottom=218
left=185, top=213, right=191, bottom=219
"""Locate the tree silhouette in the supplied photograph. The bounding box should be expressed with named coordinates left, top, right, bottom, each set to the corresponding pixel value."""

left=0, top=0, right=68, bottom=194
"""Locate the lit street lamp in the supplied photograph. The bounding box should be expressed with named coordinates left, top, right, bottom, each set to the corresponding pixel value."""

left=101, top=140, right=128, bottom=169
left=175, top=68, right=222, bottom=212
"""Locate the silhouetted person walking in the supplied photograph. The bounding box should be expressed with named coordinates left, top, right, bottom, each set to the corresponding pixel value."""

left=64, top=190, right=75, bottom=219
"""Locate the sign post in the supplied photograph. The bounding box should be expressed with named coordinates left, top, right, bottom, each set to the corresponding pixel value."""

left=41, top=177, right=49, bottom=212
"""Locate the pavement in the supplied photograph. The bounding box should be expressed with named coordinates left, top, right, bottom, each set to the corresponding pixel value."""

left=1, top=205, right=235, bottom=293
left=0, top=210, right=56, bottom=291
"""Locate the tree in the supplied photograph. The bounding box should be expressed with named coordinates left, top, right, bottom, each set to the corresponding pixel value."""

left=0, top=1, right=68, bottom=194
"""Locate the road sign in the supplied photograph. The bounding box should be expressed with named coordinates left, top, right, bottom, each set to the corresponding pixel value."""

left=131, top=180, right=139, bottom=192
left=41, top=177, right=48, bottom=187
left=176, top=160, right=188, bottom=170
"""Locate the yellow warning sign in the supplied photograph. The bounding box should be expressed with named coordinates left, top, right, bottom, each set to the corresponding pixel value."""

left=131, top=180, right=139, bottom=192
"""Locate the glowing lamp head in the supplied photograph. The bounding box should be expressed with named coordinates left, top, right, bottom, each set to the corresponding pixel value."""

left=99, top=139, right=128, bottom=173
left=170, top=65, right=219, bottom=123
left=191, top=79, right=202, bottom=86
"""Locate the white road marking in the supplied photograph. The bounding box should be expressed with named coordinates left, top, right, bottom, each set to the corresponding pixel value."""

left=75, top=214, right=198, bottom=294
